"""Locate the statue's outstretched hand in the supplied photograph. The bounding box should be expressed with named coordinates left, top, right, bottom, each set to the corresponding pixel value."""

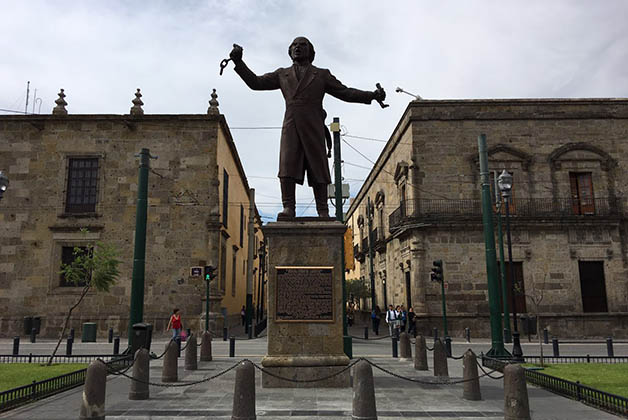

left=374, top=83, right=388, bottom=108
left=229, top=44, right=243, bottom=63
left=374, top=84, right=386, bottom=102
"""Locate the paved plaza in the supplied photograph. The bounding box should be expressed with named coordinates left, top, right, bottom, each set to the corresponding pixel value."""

left=0, top=328, right=625, bottom=419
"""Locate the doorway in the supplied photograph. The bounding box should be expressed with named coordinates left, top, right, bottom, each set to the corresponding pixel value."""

left=578, top=261, right=608, bottom=312
left=499, top=262, right=527, bottom=314
left=405, top=271, right=412, bottom=310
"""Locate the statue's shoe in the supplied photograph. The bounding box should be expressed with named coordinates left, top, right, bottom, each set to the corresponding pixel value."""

left=277, top=207, right=295, bottom=220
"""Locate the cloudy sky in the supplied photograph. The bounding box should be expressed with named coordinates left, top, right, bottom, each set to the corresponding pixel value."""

left=2, top=1, right=627, bottom=220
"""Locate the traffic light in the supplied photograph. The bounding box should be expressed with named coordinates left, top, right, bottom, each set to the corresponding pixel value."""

left=431, top=260, right=443, bottom=282
left=204, top=265, right=216, bottom=282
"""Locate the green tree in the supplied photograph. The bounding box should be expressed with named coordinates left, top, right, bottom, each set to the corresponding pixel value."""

left=47, top=229, right=121, bottom=366
left=346, top=278, right=370, bottom=303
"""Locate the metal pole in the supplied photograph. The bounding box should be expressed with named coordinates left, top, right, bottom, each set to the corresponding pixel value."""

left=440, top=277, right=448, bottom=336
left=331, top=117, right=352, bottom=358
left=128, top=148, right=152, bottom=346
left=245, top=189, right=255, bottom=337
left=505, top=197, right=524, bottom=361
left=25, top=81, right=30, bottom=115
left=495, top=199, right=512, bottom=343
left=256, top=246, right=262, bottom=323
left=367, top=197, right=376, bottom=310
left=205, top=276, right=210, bottom=332
left=505, top=198, right=517, bottom=332
left=260, top=242, right=266, bottom=320
left=477, top=135, right=508, bottom=357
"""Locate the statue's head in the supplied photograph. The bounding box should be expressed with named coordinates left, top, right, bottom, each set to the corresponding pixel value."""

left=288, top=37, right=315, bottom=63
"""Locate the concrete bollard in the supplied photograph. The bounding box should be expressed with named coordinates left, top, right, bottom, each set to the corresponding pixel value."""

left=414, top=334, right=428, bottom=371
left=399, top=332, right=412, bottom=360
left=200, top=331, right=212, bottom=361
left=433, top=339, right=449, bottom=377
left=462, top=350, right=481, bottom=401
left=504, top=364, right=531, bottom=420
left=352, top=359, right=377, bottom=420
left=231, top=360, right=256, bottom=420
left=161, top=340, right=178, bottom=382
left=185, top=334, right=198, bottom=370
left=79, top=360, right=107, bottom=420
left=129, top=348, right=150, bottom=400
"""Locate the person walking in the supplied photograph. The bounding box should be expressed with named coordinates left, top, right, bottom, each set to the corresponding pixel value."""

left=166, top=308, right=183, bottom=340
left=347, top=302, right=355, bottom=327
left=371, top=305, right=381, bottom=335
left=407, top=307, right=417, bottom=337
left=241, top=305, right=246, bottom=327
left=400, top=305, right=407, bottom=332
left=385, top=305, right=398, bottom=337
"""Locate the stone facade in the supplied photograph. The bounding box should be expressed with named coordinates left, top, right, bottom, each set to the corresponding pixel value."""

left=347, top=99, right=628, bottom=338
left=0, top=112, right=264, bottom=338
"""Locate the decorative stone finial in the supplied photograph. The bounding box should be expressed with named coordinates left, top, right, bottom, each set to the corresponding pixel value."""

left=52, top=89, right=68, bottom=115
left=207, top=89, right=220, bottom=115
left=130, top=88, right=144, bottom=116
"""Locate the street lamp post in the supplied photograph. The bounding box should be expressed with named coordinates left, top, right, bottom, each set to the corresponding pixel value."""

left=494, top=173, right=512, bottom=344
left=497, top=169, right=524, bottom=362
left=0, top=171, right=9, bottom=200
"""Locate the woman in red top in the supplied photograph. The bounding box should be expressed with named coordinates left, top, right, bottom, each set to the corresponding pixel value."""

left=166, top=308, right=183, bottom=339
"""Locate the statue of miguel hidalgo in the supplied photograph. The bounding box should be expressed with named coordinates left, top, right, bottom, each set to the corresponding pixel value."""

left=229, top=37, right=386, bottom=219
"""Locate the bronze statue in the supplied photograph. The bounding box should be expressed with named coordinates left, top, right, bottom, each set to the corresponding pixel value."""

left=228, top=37, right=386, bottom=219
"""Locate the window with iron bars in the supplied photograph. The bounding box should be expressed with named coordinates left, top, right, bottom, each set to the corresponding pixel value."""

left=65, top=158, right=99, bottom=213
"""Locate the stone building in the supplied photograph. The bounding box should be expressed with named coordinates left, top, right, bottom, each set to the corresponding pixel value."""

left=0, top=89, right=265, bottom=338
left=346, top=98, right=628, bottom=338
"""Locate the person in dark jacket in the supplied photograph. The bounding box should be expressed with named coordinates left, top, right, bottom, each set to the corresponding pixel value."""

left=229, top=37, right=386, bottom=218
left=407, top=307, right=417, bottom=337
left=371, top=305, right=381, bottom=335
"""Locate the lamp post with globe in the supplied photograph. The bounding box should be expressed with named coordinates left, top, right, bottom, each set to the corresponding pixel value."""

left=497, top=169, right=524, bottom=362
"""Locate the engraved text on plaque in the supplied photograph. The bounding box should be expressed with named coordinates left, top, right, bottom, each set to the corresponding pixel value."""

left=276, top=266, right=333, bottom=321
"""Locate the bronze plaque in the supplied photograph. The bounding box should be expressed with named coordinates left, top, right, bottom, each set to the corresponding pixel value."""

left=276, top=266, right=333, bottom=322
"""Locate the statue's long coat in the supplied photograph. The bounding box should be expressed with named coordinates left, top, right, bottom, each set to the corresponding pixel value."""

left=234, top=62, right=373, bottom=185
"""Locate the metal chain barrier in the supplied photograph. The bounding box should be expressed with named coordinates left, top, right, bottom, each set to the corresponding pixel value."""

left=248, top=358, right=361, bottom=383
left=450, top=353, right=465, bottom=360
left=180, top=338, right=191, bottom=352
left=475, top=358, right=505, bottom=380
left=426, top=344, right=434, bottom=351
left=105, top=350, right=505, bottom=389
left=350, top=334, right=392, bottom=341
left=102, top=357, right=135, bottom=376
left=150, top=339, right=174, bottom=360
left=361, top=358, right=499, bottom=385
left=105, top=359, right=242, bottom=388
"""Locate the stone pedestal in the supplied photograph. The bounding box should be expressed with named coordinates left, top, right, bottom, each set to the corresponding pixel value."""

left=261, top=219, right=350, bottom=388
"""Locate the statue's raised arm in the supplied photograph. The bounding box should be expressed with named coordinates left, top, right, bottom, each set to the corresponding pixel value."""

left=225, top=37, right=386, bottom=220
